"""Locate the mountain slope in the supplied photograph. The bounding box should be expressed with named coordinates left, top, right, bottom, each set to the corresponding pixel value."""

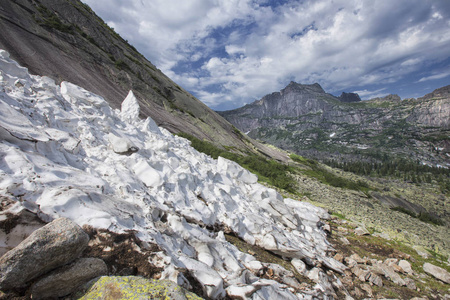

left=219, top=82, right=450, bottom=166
left=0, top=0, right=288, bottom=161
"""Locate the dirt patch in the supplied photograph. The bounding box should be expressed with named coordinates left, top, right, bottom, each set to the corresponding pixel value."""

left=0, top=196, right=15, bottom=212
left=0, top=213, right=20, bottom=235
left=82, top=226, right=162, bottom=278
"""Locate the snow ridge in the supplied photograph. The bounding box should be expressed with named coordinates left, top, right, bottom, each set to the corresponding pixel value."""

left=0, top=50, right=342, bottom=299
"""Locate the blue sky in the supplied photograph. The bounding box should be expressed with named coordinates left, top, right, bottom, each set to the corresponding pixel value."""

left=83, top=0, right=450, bottom=110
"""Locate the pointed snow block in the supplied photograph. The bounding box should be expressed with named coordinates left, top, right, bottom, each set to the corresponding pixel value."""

left=121, top=90, right=140, bottom=124
left=142, top=117, right=162, bottom=135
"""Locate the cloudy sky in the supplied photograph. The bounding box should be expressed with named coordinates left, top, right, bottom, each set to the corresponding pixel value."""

left=83, top=0, right=450, bottom=110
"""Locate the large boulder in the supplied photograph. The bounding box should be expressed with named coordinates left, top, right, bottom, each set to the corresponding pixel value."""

left=0, top=218, right=89, bottom=290
left=423, top=263, right=450, bottom=284
left=75, top=276, right=203, bottom=300
left=31, top=258, right=107, bottom=299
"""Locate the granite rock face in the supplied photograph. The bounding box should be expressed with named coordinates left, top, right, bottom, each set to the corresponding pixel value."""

left=0, top=0, right=288, bottom=161
left=0, top=218, right=89, bottom=290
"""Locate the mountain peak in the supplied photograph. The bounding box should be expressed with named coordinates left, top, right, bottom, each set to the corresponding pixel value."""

left=282, top=81, right=325, bottom=94
left=338, top=92, right=361, bottom=103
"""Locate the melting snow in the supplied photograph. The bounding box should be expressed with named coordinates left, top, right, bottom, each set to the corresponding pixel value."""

left=0, top=50, right=342, bottom=298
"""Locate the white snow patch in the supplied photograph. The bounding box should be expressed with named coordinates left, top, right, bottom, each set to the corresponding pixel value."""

left=0, top=50, right=337, bottom=299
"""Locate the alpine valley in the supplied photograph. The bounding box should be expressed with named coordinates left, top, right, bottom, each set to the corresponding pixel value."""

left=219, top=81, right=450, bottom=168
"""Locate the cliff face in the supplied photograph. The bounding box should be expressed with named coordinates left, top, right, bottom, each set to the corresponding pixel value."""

left=219, top=82, right=450, bottom=165
left=0, top=0, right=287, bottom=160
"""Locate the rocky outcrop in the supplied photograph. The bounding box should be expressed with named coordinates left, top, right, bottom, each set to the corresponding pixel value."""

left=0, top=217, right=89, bottom=290
left=339, top=92, right=361, bottom=103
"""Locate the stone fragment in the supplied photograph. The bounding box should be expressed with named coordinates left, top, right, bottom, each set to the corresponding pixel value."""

left=351, top=266, right=369, bottom=282
left=354, top=227, right=370, bottom=236
left=75, top=276, right=203, bottom=300
left=344, top=257, right=357, bottom=268
left=0, top=218, right=89, bottom=290
left=384, top=258, right=398, bottom=266
left=366, top=271, right=383, bottom=287
left=398, top=260, right=413, bottom=275
left=349, top=253, right=365, bottom=264
left=333, top=253, right=344, bottom=263
left=31, top=258, right=107, bottom=299
left=423, top=263, right=450, bottom=284
left=380, top=264, right=406, bottom=286
left=340, top=237, right=350, bottom=245
left=404, top=277, right=417, bottom=290
left=291, top=258, right=307, bottom=275
left=322, top=224, right=331, bottom=234
left=360, top=283, right=373, bottom=297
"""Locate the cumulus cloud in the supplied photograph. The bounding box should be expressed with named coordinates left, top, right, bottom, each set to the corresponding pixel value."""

left=83, top=0, right=450, bottom=109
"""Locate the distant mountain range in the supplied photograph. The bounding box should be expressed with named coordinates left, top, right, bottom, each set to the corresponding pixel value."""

left=219, top=82, right=450, bottom=166
left=0, top=0, right=287, bottom=161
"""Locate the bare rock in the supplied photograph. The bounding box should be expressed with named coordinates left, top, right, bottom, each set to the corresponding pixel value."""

left=351, top=266, right=369, bottom=282
left=404, top=277, right=417, bottom=290
left=333, top=253, right=344, bottom=263
left=340, top=237, right=350, bottom=245
left=349, top=253, right=366, bottom=264
left=0, top=218, right=89, bottom=290
left=344, top=257, right=357, bottom=268
left=291, top=258, right=307, bottom=275
left=360, top=283, right=373, bottom=297
left=379, top=264, right=406, bottom=286
left=354, top=227, right=370, bottom=236
left=31, top=258, right=107, bottom=299
left=366, top=271, right=383, bottom=287
left=423, top=263, right=450, bottom=284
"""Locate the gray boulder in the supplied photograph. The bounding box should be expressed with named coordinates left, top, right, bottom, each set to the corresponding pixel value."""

left=0, top=217, right=89, bottom=290
left=31, top=257, right=108, bottom=299
left=423, top=263, right=450, bottom=284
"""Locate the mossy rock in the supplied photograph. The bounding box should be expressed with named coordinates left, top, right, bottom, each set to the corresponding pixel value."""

left=75, top=276, right=203, bottom=300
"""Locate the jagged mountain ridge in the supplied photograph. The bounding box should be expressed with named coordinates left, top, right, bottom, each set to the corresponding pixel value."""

left=0, top=0, right=288, bottom=161
left=219, top=82, right=450, bottom=165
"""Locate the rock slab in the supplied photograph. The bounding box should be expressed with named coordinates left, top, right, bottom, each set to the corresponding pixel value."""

left=423, top=263, right=450, bottom=284
left=31, top=258, right=107, bottom=299
left=0, top=218, right=89, bottom=290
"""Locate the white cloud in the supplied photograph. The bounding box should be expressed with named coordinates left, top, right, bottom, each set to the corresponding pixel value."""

left=353, top=88, right=388, bottom=100
left=417, top=71, right=450, bottom=82
left=83, top=0, right=450, bottom=109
